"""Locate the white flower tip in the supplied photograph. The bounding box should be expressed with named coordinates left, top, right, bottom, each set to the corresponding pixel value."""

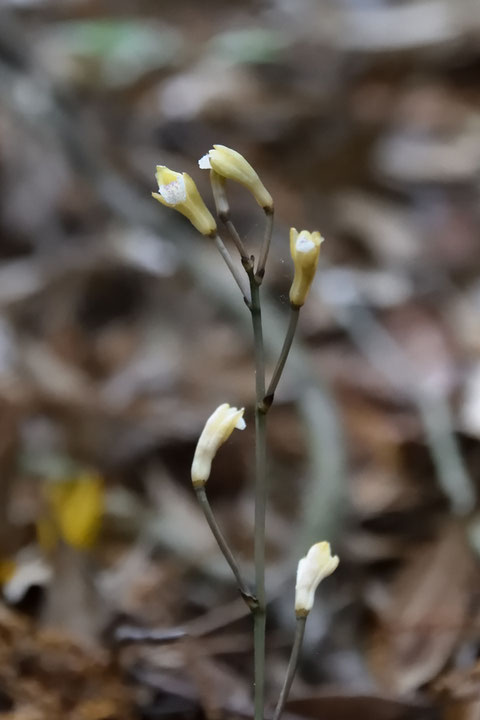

left=198, top=153, right=212, bottom=170
left=158, top=176, right=186, bottom=205
left=296, top=232, right=315, bottom=253
left=235, top=416, right=246, bottom=430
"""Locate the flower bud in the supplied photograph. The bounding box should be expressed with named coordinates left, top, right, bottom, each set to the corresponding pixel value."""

left=199, top=145, right=273, bottom=211
left=289, top=228, right=324, bottom=307
left=191, top=404, right=246, bottom=488
left=295, top=542, right=339, bottom=616
left=153, top=166, right=217, bottom=237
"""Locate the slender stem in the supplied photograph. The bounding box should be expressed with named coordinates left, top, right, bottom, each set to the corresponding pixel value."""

left=210, top=171, right=252, bottom=267
left=213, top=234, right=251, bottom=305
left=262, top=305, right=300, bottom=412
left=249, top=272, right=267, bottom=720
left=255, top=208, right=274, bottom=283
left=225, top=218, right=252, bottom=269
left=195, top=486, right=257, bottom=610
left=273, top=616, right=307, bottom=720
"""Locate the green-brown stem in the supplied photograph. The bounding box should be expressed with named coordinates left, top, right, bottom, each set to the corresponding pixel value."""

left=255, top=208, right=274, bottom=283
left=273, top=616, right=307, bottom=720
left=195, top=486, right=257, bottom=611
left=224, top=217, right=252, bottom=270
left=262, top=305, right=300, bottom=412
left=213, top=233, right=251, bottom=304
left=209, top=171, right=252, bottom=270
left=249, top=272, right=267, bottom=720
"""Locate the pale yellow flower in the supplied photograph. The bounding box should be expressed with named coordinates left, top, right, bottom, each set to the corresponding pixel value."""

left=295, top=542, right=339, bottom=616
left=153, top=166, right=217, bottom=236
left=37, top=471, right=104, bottom=551
left=289, top=228, right=324, bottom=307
left=199, top=145, right=273, bottom=211
left=191, top=404, right=246, bottom=488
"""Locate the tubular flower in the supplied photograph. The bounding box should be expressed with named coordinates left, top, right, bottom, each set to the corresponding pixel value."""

left=153, top=166, right=217, bottom=237
left=191, top=404, right=246, bottom=488
left=199, top=145, right=273, bottom=211
left=295, top=542, right=339, bottom=616
left=289, top=228, right=324, bottom=307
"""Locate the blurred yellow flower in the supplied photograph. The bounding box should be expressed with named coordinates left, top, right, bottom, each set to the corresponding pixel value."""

left=0, top=559, right=16, bottom=584
left=38, top=470, right=104, bottom=551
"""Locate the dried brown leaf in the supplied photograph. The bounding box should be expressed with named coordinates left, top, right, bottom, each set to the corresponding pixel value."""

left=285, top=693, right=436, bottom=720
left=369, top=522, right=475, bottom=693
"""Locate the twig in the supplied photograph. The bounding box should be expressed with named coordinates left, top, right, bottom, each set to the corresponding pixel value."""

left=262, top=305, right=300, bottom=412
left=195, top=486, right=257, bottom=611
left=249, top=271, right=267, bottom=720
left=272, top=616, right=306, bottom=720
left=255, top=209, right=274, bottom=283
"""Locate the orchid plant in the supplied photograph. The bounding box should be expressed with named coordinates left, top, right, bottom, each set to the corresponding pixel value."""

left=153, top=146, right=338, bottom=720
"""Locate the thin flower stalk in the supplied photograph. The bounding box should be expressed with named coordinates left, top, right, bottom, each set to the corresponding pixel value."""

left=209, top=170, right=251, bottom=267
left=213, top=234, right=251, bottom=305
left=225, top=218, right=254, bottom=273
left=262, top=304, right=300, bottom=412
left=255, top=208, right=274, bottom=283
left=195, top=486, right=257, bottom=611
left=272, top=616, right=306, bottom=720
